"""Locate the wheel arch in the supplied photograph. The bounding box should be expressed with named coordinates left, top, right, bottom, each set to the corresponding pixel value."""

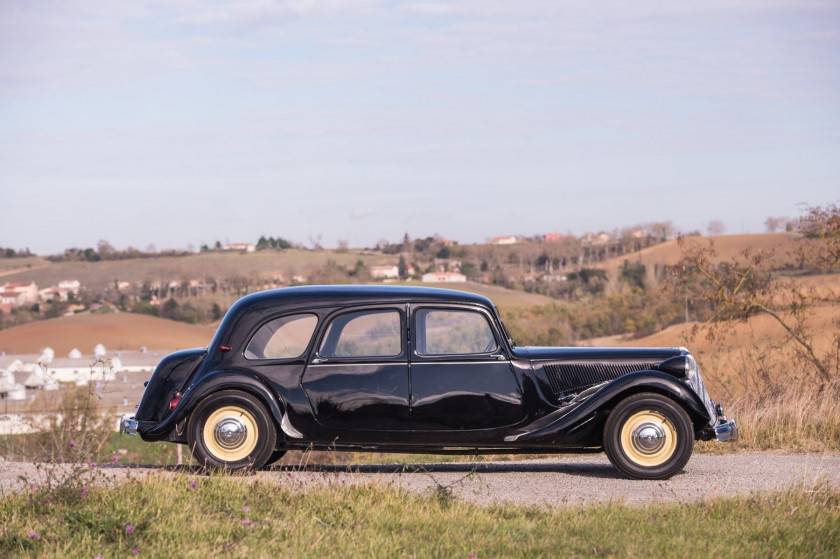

left=508, top=371, right=711, bottom=444
left=146, top=370, right=286, bottom=445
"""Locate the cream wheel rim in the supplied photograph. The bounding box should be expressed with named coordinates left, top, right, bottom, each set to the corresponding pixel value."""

left=202, top=406, right=259, bottom=462
left=619, top=410, right=677, bottom=467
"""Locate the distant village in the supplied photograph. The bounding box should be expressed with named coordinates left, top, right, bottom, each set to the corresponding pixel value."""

left=0, top=279, right=81, bottom=314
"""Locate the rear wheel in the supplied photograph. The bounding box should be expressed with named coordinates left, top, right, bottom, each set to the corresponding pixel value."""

left=603, top=392, right=694, bottom=480
left=187, top=390, right=276, bottom=472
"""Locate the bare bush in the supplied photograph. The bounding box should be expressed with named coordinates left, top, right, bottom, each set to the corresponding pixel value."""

left=669, top=204, right=840, bottom=391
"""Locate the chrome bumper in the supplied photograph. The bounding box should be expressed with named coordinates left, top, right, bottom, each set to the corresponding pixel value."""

left=120, top=414, right=139, bottom=436
left=715, top=418, right=738, bottom=442
left=713, top=403, right=738, bottom=442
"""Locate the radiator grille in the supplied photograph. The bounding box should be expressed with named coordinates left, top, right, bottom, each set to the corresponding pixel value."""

left=543, top=362, right=657, bottom=396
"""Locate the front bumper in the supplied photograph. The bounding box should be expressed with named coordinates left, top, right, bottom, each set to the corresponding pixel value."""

left=715, top=417, right=738, bottom=442
left=119, top=414, right=139, bottom=436
left=713, top=403, right=738, bottom=442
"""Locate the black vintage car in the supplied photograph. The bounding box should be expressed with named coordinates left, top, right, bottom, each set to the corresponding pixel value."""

left=121, top=285, right=736, bottom=479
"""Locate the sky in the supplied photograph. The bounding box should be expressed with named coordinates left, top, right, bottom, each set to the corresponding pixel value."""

left=1, top=0, right=839, bottom=254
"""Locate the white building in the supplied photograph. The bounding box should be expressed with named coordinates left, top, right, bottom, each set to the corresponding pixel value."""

left=370, top=265, right=400, bottom=280
left=223, top=243, right=256, bottom=253
left=421, top=272, right=467, bottom=283
left=491, top=236, right=518, bottom=246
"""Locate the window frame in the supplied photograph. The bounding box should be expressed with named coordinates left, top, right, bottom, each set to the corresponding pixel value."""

left=313, top=306, right=407, bottom=362
left=242, top=312, right=321, bottom=361
left=411, top=305, right=504, bottom=361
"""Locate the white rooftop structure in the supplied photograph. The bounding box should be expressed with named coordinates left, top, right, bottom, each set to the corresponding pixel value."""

left=0, top=370, right=15, bottom=393
left=38, top=347, right=54, bottom=365
left=94, top=344, right=107, bottom=357
left=9, top=383, right=26, bottom=400
left=68, top=348, right=82, bottom=359
left=24, top=369, right=45, bottom=389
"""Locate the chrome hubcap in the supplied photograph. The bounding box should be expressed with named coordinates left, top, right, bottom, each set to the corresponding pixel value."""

left=632, top=422, right=666, bottom=454
left=213, top=417, right=248, bottom=450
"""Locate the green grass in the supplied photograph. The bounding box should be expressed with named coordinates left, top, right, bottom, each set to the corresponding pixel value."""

left=1, top=472, right=837, bottom=558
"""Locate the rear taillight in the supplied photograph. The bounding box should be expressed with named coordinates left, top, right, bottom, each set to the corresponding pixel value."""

left=169, top=397, right=182, bottom=411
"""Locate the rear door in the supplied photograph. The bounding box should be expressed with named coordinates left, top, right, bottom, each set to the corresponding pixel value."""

left=301, top=306, right=411, bottom=435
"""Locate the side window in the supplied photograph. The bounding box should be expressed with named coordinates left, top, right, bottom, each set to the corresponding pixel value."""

left=319, top=310, right=402, bottom=358
left=417, top=309, right=497, bottom=355
left=245, top=314, right=318, bottom=360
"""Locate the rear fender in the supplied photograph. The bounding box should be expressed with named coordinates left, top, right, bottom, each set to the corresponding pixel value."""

left=144, top=370, right=285, bottom=441
left=507, top=371, right=711, bottom=444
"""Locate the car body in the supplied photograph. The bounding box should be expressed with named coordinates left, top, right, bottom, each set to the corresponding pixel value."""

left=121, top=285, right=737, bottom=479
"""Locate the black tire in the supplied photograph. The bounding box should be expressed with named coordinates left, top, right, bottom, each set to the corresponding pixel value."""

left=187, top=390, right=277, bottom=472
left=262, top=450, right=288, bottom=469
left=603, top=392, right=694, bottom=480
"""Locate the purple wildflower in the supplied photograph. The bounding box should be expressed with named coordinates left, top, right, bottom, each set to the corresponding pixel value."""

left=242, top=519, right=250, bottom=525
left=45, top=499, right=51, bottom=505
left=189, top=481, right=197, bottom=489
left=242, top=506, right=249, bottom=512
left=125, top=524, right=134, bottom=534
left=59, top=518, right=64, bottom=524
left=70, top=440, right=76, bottom=447
left=113, top=455, right=119, bottom=463
left=96, top=555, right=104, bottom=559
left=81, top=488, right=88, bottom=498
left=28, top=532, right=38, bottom=539
left=133, top=546, right=139, bottom=554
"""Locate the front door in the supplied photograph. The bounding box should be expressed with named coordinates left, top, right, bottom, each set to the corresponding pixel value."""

left=409, top=306, right=526, bottom=432
left=302, top=307, right=411, bottom=436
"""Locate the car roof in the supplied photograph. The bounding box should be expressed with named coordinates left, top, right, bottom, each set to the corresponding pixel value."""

left=233, top=284, right=494, bottom=309
left=210, top=285, right=498, bottom=351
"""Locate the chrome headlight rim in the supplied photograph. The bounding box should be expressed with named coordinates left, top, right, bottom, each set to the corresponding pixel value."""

left=685, top=354, right=698, bottom=380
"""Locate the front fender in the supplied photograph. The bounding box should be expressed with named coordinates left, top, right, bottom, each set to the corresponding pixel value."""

left=506, top=371, right=711, bottom=444
left=143, top=369, right=284, bottom=441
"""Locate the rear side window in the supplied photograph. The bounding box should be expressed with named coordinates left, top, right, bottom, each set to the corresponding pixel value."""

left=245, top=314, right=318, bottom=359
left=319, top=310, right=402, bottom=358
left=416, top=309, right=497, bottom=355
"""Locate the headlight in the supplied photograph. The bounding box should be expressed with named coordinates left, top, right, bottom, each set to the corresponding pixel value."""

left=686, top=354, right=698, bottom=380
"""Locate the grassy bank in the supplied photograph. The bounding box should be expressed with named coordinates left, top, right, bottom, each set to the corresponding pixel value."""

left=2, top=473, right=838, bottom=558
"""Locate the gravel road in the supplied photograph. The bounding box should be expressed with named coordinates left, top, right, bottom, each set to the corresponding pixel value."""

left=3, top=453, right=838, bottom=507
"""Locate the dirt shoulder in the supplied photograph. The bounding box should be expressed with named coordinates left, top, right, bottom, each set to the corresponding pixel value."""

left=3, top=453, right=838, bottom=507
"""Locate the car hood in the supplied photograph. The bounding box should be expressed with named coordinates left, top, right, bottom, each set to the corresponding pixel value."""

left=512, top=346, right=684, bottom=363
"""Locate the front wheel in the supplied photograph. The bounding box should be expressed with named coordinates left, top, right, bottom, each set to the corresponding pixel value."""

left=603, top=392, right=694, bottom=480
left=187, top=390, right=277, bottom=472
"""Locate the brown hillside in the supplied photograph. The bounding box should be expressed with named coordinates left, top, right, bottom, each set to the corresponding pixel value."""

left=597, top=233, right=803, bottom=277
left=0, top=312, right=215, bottom=354
left=585, top=305, right=839, bottom=396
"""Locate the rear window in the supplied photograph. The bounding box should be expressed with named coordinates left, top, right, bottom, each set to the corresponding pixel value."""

left=319, top=310, right=402, bottom=358
left=245, top=314, right=318, bottom=359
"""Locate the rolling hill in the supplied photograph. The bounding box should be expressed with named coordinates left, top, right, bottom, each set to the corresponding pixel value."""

left=0, top=312, right=215, bottom=354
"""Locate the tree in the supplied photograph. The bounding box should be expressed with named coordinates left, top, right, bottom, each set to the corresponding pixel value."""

left=669, top=204, right=840, bottom=388
left=97, top=239, right=115, bottom=256
left=402, top=233, right=412, bottom=255
left=398, top=255, right=407, bottom=278
left=706, top=220, right=726, bottom=236
left=764, top=216, right=787, bottom=233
